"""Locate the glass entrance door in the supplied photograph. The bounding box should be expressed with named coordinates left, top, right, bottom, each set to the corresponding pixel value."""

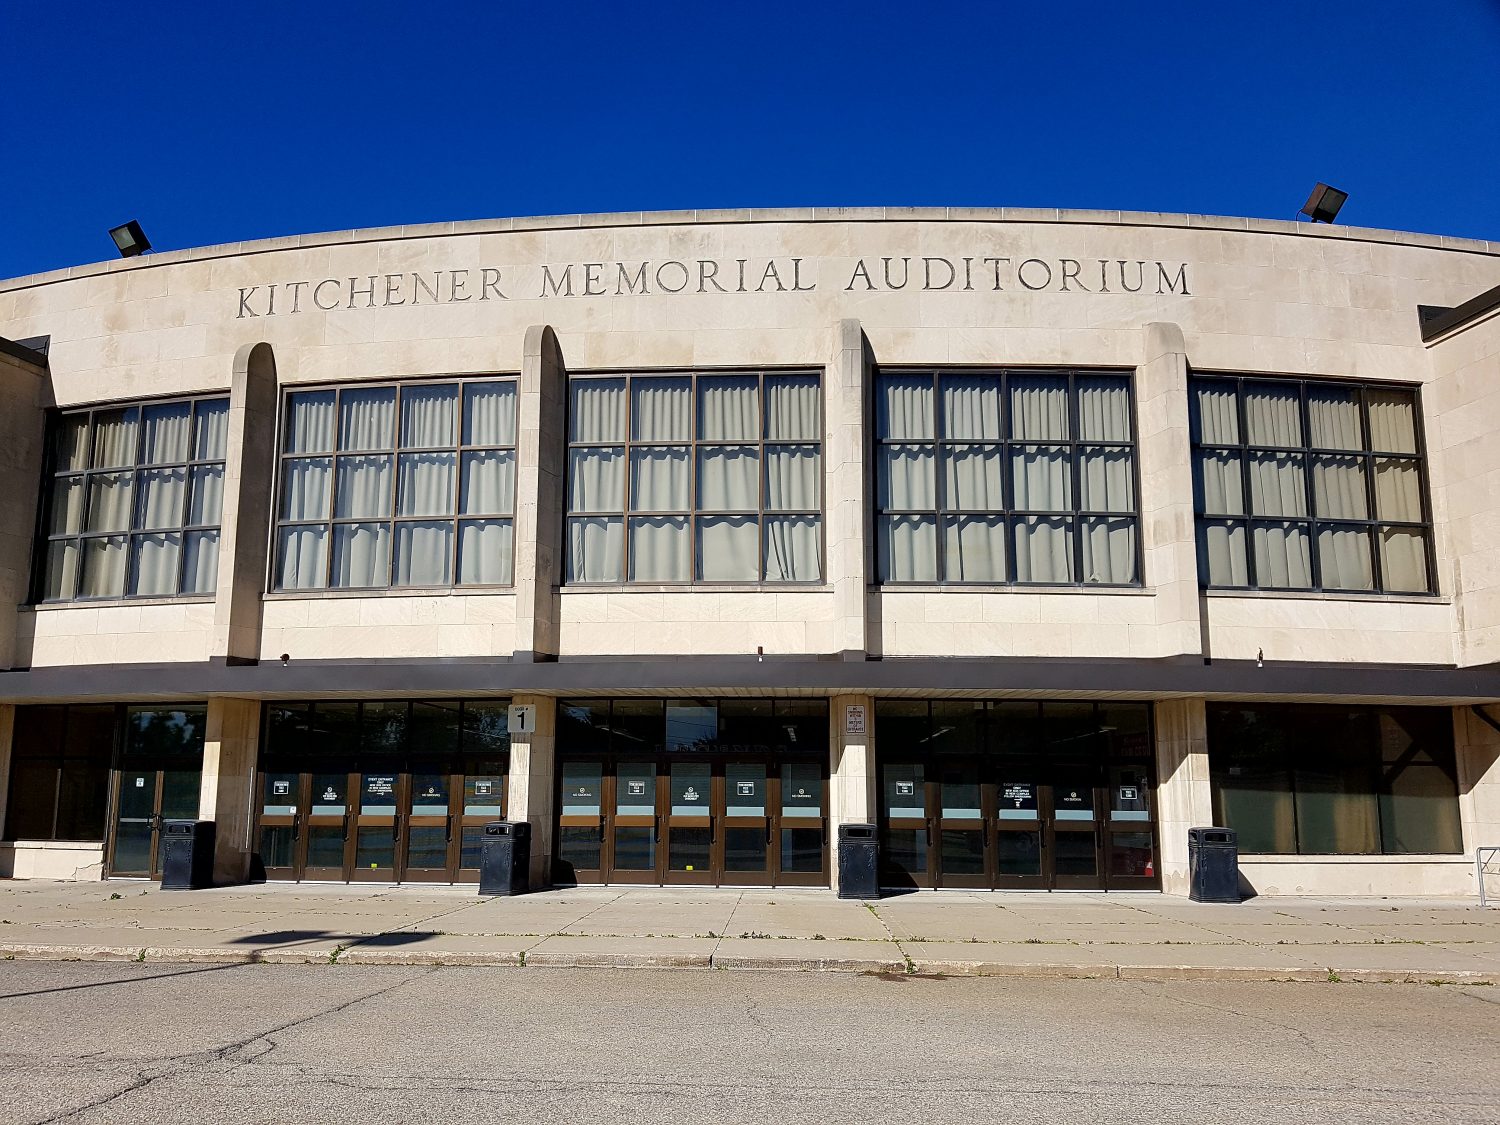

left=304, top=772, right=351, bottom=880
left=258, top=771, right=301, bottom=880
left=403, top=771, right=452, bottom=883
left=1047, top=762, right=1103, bottom=890
left=723, top=762, right=770, bottom=884
left=351, top=771, right=400, bottom=881
left=556, top=760, right=605, bottom=884
left=108, top=768, right=199, bottom=878
left=665, top=761, right=714, bottom=885
left=611, top=761, right=659, bottom=883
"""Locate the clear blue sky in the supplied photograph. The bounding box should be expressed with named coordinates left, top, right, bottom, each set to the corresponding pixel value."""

left=4, top=0, right=1499, bottom=278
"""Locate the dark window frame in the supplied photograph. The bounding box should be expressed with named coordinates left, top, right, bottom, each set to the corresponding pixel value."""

left=272, top=375, right=520, bottom=592
left=1189, top=373, right=1438, bottom=595
left=871, top=366, right=1144, bottom=587
left=33, top=394, right=230, bottom=603
left=563, top=368, right=826, bottom=586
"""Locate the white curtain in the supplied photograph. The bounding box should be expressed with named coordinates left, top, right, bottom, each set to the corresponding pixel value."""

left=1201, top=523, right=1248, bottom=585
left=1367, top=390, right=1417, bottom=453
left=1197, top=451, right=1244, bottom=515
left=49, top=477, right=83, bottom=535
left=1252, top=524, right=1311, bottom=587
left=394, top=522, right=452, bottom=585
left=765, top=516, right=820, bottom=581
left=82, top=536, right=128, bottom=597
left=57, top=416, right=90, bottom=471
left=1312, top=456, right=1367, bottom=519
left=630, top=516, right=689, bottom=581
left=1375, top=459, right=1421, bottom=521
left=767, top=375, right=820, bottom=440
left=287, top=392, right=336, bottom=454
left=189, top=465, right=225, bottom=525
left=1010, top=377, right=1068, bottom=440
left=335, top=454, right=393, bottom=520
left=1194, top=383, right=1240, bottom=444
left=464, top=382, right=517, bottom=446
left=141, top=402, right=192, bottom=463
left=182, top=530, right=219, bottom=594
left=1078, top=378, right=1130, bottom=441
left=571, top=379, right=626, bottom=442
left=87, top=473, right=134, bottom=532
left=1380, top=528, right=1427, bottom=592
left=138, top=466, right=186, bottom=528
left=1011, top=447, right=1070, bottom=511
left=92, top=409, right=138, bottom=467
left=1082, top=518, right=1135, bottom=583
left=880, top=446, right=935, bottom=510
left=195, top=400, right=230, bottom=460
left=631, top=448, right=689, bottom=510
left=1308, top=389, right=1361, bottom=450
left=697, top=516, right=758, bottom=581
left=283, top=458, right=331, bottom=520
left=462, top=451, right=515, bottom=515
left=131, top=533, right=181, bottom=596
left=632, top=378, right=691, bottom=441
left=699, top=376, right=758, bottom=440
left=401, top=384, right=457, bottom=448
left=942, top=376, right=1001, bottom=440
left=1245, top=384, right=1302, bottom=446
left=459, top=520, right=513, bottom=584
left=767, top=447, right=819, bottom=511
left=943, top=516, right=1004, bottom=582
left=568, top=516, right=623, bottom=582
left=397, top=452, right=456, bottom=517
left=45, top=542, right=79, bottom=599
left=877, top=375, right=934, bottom=440
left=1080, top=448, right=1132, bottom=512
left=278, top=526, right=328, bottom=589
left=1248, top=452, right=1306, bottom=516
left=569, top=448, right=625, bottom=511
left=880, top=515, right=937, bottom=582
left=1014, top=517, right=1072, bottom=582
left=340, top=388, right=395, bottom=450
left=944, top=447, right=1002, bottom=510
left=332, top=523, right=390, bottom=587
left=1317, top=526, right=1373, bottom=590
left=697, top=447, right=758, bottom=510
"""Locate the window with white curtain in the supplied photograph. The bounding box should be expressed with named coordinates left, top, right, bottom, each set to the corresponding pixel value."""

left=275, top=378, right=518, bottom=590
left=565, top=371, right=823, bottom=584
left=1190, top=376, right=1433, bottom=594
left=38, top=396, right=229, bottom=601
left=874, top=369, right=1139, bottom=585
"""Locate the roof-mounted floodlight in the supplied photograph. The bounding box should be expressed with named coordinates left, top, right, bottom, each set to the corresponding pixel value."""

left=1299, top=184, right=1348, bottom=224
left=108, top=220, right=152, bottom=257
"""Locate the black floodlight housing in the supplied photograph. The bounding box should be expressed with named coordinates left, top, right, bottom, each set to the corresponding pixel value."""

left=108, top=220, right=152, bottom=257
left=1300, top=184, right=1348, bottom=224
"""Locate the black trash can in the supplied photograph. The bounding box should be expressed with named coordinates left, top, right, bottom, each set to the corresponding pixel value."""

left=479, top=821, right=531, bottom=896
left=1188, top=827, right=1240, bottom=903
left=837, top=823, right=880, bottom=900
left=160, top=820, right=216, bottom=890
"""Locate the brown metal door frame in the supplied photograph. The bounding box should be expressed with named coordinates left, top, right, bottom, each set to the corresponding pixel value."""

left=455, top=768, right=508, bottom=884
left=105, top=768, right=165, bottom=879
left=662, top=759, right=714, bottom=886
left=991, top=766, right=1047, bottom=891
left=402, top=769, right=456, bottom=884
left=933, top=755, right=988, bottom=890
left=771, top=758, right=829, bottom=887
left=253, top=769, right=301, bottom=881
left=302, top=770, right=354, bottom=881
left=555, top=758, right=605, bottom=885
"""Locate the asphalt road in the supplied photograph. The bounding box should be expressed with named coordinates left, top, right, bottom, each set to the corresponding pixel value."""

left=0, top=961, right=1496, bottom=1124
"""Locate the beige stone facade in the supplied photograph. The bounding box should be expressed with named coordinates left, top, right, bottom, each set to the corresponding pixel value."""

left=0, top=208, right=1497, bottom=896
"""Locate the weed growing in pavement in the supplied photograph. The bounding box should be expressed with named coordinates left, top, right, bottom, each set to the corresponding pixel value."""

left=1327, top=970, right=1342, bottom=983
left=327, top=944, right=347, bottom=965
left=811, top=934, right=826, bottom=941
left=109, top=893, right=121, bottom=900
left=134, top=949, right=145, bottom=963
left=739, top=931, right=772, bottom=939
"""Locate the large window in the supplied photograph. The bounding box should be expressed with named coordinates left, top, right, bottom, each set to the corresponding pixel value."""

left=37, top=396, right=228, bottom=600
left=4, top=705, right=116, bottom=841
left=875, top=369, right=1139, bottom=584
left=1209, top=704, right=1461, bottom=855
left=1191, top=376, right=1433, bottom=593
left=276, top=378, right=518, bottom=590
left=565, top=371, right=823, bottom=584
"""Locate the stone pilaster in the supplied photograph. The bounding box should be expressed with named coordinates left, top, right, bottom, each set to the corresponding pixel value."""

left=505, top=693, right=556, bottom=889
left=513, top=326, right=566, bottom=661
left=827, top=319, right=872, bottom=660
left=211, top=342, right=280, bottom=663
left=199, top=697, right=261, bottom=885
left=0, top=342, right=47, bottom=670
left=1154, top=697, right=1213, bottom=896
left=1137, top=323, right=1202, bottom=658
left=828, top=693, right=877, bottom=888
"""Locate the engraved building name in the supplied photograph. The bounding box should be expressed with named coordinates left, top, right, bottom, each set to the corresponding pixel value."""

left=235, top=254, right=1191, bottom=317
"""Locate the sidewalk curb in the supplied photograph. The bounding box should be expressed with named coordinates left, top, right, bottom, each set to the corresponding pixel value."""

left=3, top=943, right=1498, bottom=984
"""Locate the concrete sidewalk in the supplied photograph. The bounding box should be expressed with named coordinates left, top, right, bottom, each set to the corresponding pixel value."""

left=1, top=881, right=1498, bottom=984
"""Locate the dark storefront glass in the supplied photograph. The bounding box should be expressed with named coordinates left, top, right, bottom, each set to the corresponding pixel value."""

left=1208, top=703, right=1461, bottom=855
left=5, top=705, right=116, bottom=841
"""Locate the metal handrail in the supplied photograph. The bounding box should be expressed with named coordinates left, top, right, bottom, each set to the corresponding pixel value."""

left=1478, top=847, right=1500, bottom=908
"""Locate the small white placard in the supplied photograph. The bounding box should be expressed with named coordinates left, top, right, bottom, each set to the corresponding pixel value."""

left=508, top=704, right=537, bottom=735
left=844, top=705, right=867, bottom=736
